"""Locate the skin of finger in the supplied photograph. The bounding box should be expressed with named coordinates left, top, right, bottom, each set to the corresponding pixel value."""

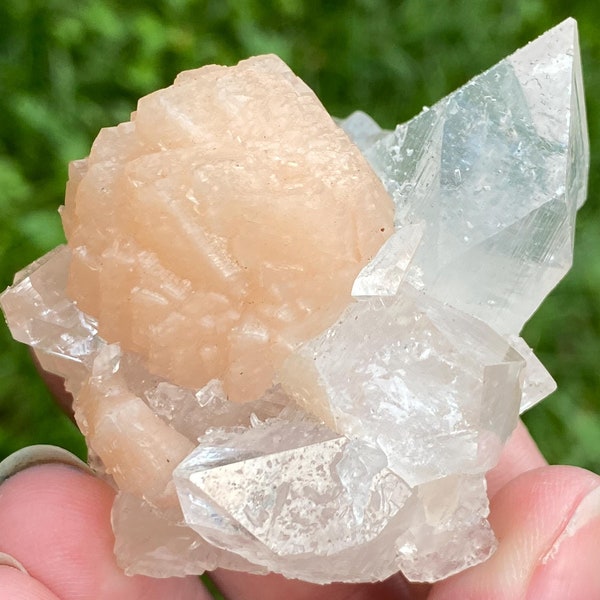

left=428, top=465, right=600, bottom=600
left=209, top=570, right=431, bottom=600
left=0, top=464, right=212, bottom=600
left=0, top=566, right=63, bottom=600
left=485, top=420, right=547, bottom=499
left=525, top=486, right=600, bottom=599
left=33, top=352, right=74, bottom=420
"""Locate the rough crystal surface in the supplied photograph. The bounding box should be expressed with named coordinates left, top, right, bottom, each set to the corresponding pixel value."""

left=0, top=18, right=588, bottom=584
left=61, top=54, right=394, bottom=403
left=279, top=283, right=524, bottom=488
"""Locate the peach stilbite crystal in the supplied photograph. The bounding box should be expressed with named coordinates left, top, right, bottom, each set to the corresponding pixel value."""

left=61, top=55, right=394, bottom=402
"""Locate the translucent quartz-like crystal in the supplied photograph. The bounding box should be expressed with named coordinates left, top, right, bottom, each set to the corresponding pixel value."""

left=0, top=18, right=588, bottom=584
left=61, top=55, right=394, bottom=402
left=342, top=18, right=588, bottom=335
left=279, top=283, right=525, bottom=488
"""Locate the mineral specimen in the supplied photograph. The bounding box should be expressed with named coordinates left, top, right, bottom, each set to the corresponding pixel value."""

left=0, top=18, right=588, bottom=584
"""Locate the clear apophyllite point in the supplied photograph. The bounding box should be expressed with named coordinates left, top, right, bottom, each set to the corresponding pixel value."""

left=348, top=18, right=588, bottom=335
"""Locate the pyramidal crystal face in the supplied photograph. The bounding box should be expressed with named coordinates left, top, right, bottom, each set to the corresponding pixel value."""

left=343, top=18, right=588, bottom=335
left=0, top=19, right=588, bottom=584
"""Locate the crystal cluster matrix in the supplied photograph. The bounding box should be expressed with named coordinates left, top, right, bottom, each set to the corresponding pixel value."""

left=0, top=18, right=588, bottom=583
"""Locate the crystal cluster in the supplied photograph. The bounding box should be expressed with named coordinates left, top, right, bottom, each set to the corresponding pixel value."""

left=0, top=18, right=588, bottom=583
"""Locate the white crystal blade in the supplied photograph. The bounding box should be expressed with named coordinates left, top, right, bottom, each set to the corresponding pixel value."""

left=360, top=18, right=588, bottom=333
left=175, top=418, right=409, bottom=554
left=0, top=246, right=99, bottom=360
left=508, top=335, right=558, bottom=412
left=336, top=110, right=390, bottom=151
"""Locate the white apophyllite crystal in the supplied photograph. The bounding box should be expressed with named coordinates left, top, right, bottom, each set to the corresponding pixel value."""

left=341, top=17, right=588, bottom=335
left=351, top=223, right=424, bottom=297
left=279, top=283, right=525, bottom=488
left=0, top=18, right=588, bottom=584
left=176, top=424, right=404, bottom=557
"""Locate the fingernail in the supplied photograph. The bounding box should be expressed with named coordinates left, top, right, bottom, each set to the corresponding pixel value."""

left=527, top=485, right=600, bottom=599
left=0, top=445, right=91, bottom=486
left=0, top=552, right=28, bottom=574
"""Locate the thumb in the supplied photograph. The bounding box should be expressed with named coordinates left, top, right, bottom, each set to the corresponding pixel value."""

left=429, top=465, right=600, bottom=599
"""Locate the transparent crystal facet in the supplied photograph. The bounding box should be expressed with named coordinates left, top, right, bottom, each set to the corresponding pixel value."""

left=340, top=18, right=589, bottom=334
left=279, top=283, right=525, bottom=487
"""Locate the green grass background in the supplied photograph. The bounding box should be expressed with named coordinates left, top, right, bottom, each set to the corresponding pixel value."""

left=0, top=0, right=599, bottom=473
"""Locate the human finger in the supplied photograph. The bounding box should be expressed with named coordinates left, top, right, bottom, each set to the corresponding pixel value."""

left=429, top=465, right=600, bottom=599
left=209, top=569, right=431, bottom=600
left=486, top=419, right=547, bottom=498
left=0, top=447, right=211, bottom=600
left=32, top=352, right=74, bottom=419
left=0, top=564, right=62, bottom=600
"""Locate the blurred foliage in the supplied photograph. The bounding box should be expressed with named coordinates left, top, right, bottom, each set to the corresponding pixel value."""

left=0, top=0, right=598, bottom=472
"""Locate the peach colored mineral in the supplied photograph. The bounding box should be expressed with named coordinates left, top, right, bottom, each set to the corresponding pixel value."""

left=61, top=55, right=394, bottom=402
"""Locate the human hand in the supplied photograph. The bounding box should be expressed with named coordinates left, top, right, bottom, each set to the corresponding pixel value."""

left=1, top=421, right=599, bottom=599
